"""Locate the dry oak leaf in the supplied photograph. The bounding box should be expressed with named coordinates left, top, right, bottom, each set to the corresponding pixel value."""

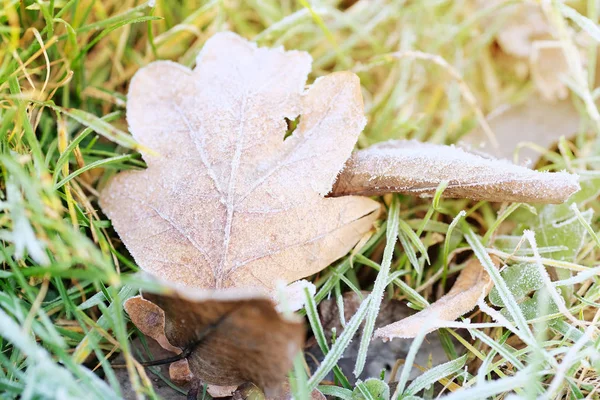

left=128, top=284, right=304, bottom=396
left=330, top=139, right=579, bottom=204
left=374, top=258, right=494, bottom=340
left=100, top=31, right=380, bottom=291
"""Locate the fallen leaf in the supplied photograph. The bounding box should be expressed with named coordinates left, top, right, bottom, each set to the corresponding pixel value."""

left=462, top=94, right=580, bottom=161
left=137, top=284, right=304, bottom=396
left=123, top=295, right=194, bottom=384
left=374, top=259, right=494, bottom=340
left=331, top=140, right=579, bottom=203
left=228, top=381, right=326, bottom=400
left=100, top=31, right=380, bottom=291
left=123, top=296, right=181, bottom=355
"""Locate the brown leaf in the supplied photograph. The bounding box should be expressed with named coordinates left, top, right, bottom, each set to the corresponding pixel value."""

left=463, top=95, right=580, bottom=162
left=330, top=139, right=579, bottom=203
left=123, top=296, right=194, bottom=383
left=123, top=296, right=181, bottom=354
left=374, top=259, right=494, bottom=340
left=138, top=285, right=304, bottom=395
left=100, top=32, right=380, bottom=291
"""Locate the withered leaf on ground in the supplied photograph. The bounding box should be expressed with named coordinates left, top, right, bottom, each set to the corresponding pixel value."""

left=374, top=259, right=494, bottom=340
left=134, top=284, right=304, bottom=396
left=463, top=95, right=580, bottom=162
left=100, top=32, right=380, bottom=292
left=331, top=140, right=579, bottom=203
left=123, top=296, right=193, bottom=384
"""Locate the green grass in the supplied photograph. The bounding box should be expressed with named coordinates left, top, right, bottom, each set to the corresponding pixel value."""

left=1, top=0, right=600, bottom=399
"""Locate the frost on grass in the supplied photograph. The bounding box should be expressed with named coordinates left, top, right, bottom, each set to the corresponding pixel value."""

left=1, top=177, right=49, bottom=266
left=100, top=32, right=380, bottom=292
left=374, top=259, right=494, bottom=340
left=489, top=263, right=544, bottom=307
left=331, top=140, right=579, bottom=203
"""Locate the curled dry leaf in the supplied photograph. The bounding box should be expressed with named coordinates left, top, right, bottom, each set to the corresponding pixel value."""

left=123, top=296, right=193, bottom=383
left=331, top=140, right=580, bottom=203
left=374, top=258, right=494, bottom=340
left=123, top=296, right=181, bottom=355
left=133, top=284, right=303, bottom=395
left=100, top=32, right=379, bottom=291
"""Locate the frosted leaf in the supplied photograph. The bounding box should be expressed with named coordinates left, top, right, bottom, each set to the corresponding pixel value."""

left=330, top=139, right=579, bottom=204
left=488, top=263, right=544, bottom=307
left=500, top=290, right=559, bottom=321
left=100, top=32, right=380, bottom=291
left=374, top=259, right=493, bottom=340
left=537, top=204, right=592, bottom=262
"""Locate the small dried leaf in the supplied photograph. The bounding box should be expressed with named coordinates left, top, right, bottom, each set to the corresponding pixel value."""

left=123, top=296, right=194, bottom=383
left=374, top=259, right=493, bottom=340
left=168, top=360, right=193, bottom=384
left=123, top=295, right=181, bottom=354
left=463, top=95, right=580, bottom=161
left=331, top=140, right=579, bottom=204
left=141, top=285, right=304, bottom=394
left=100, top=31, right=379, bottom=291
